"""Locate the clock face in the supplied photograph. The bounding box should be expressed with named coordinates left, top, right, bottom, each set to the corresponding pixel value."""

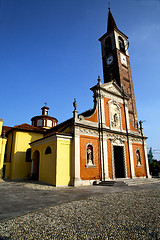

left=120, top=53, right=127, bottom=66
left=106, top=55, right=113, bottom=65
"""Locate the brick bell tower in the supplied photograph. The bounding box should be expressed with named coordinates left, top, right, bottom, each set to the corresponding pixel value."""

left=99, top=8, right=138, bottom=128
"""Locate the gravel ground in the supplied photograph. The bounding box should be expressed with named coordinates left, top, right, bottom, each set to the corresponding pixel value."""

left=0, top=188, right=159, bottom=240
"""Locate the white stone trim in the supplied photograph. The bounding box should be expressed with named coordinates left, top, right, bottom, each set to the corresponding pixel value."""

left=124, top=100, right=130, bottom=130
left=144, top=140, right=152, bottom=178
left=101, top=97, right=106, bottom=125
left=86, top=142, right=95, bottom=167
left=110, top=137, right=127, bottom=179
left=103, top=136, right=109, bottom=179
left=72, top=129, right=81, bottom=187
left=30, top=134, right=72, bottom=147
left=128, top=139, right=135, bottom=178
left=108, top=100, right=122, bottom=132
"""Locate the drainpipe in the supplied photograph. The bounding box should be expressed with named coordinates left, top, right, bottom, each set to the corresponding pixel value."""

left=97, top=76, right=105, bottom=181
left=122, top=88, right=132, bottom=179
left=139, top=121, right=149, bottom=178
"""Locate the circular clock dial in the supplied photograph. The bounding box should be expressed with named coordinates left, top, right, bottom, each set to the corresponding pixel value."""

left=106, top=55, right=113, bottom=65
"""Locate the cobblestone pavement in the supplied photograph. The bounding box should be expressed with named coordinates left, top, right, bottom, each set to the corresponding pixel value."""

left=0, top=185, right=159, bottom=239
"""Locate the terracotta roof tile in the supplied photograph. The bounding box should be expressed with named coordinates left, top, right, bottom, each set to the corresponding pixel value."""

left=9, top=123, right=45, bottom=133
left=2, top=126, right=12, bottom=136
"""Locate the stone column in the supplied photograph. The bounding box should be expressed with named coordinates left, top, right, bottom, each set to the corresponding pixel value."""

left=144, top=140, right=151, bottom=178
left=72, top=107, right=82, bottom=186
left=103, top=136, right=109, bottom=180
left=128, top=139, right=136, bottom=178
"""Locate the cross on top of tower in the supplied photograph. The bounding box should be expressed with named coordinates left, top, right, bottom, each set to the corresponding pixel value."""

left=108, top=1, right=110, bottom=10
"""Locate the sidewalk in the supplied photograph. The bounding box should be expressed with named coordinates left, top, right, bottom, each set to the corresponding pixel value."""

left=0, top=179, right=159, bottom=221
left=0, top=181, right=159, bottom=239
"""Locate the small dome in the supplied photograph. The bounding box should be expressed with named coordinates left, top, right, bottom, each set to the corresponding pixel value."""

left=31, top=105, right=58, bottom=129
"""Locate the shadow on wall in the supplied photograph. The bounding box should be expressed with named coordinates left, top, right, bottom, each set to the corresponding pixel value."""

left=6, top=151, right=31, bottom=180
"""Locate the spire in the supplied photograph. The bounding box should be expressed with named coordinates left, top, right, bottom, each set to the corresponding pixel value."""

left=107, top=8, right=117, bottom=32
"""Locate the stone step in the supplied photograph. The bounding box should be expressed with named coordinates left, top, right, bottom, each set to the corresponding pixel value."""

left=93, top=180, right=127, bottom=187
left=93, top=180, right=115, bottom=186
left=124, top=178, right=160, bottom=186
left=93, top=178, right=160, bottom=187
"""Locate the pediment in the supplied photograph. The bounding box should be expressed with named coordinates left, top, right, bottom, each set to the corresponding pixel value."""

left=101, top=81, right=129, bottom=99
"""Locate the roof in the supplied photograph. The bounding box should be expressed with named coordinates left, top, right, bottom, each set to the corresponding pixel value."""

left=2, top=126, right=12, bottom=136
left=46, top=117, right=73, bottom=135
left=7, top=123, right=45, bottom=134
left=107, top=8, right=117, bottom=32
left=31, top=115, right=58, bottom=122
left=99, top=8, right=128, bottom=42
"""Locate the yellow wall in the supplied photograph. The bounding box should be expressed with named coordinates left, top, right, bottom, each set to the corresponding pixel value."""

left=56, top=139, right=72, bottom=186
left=0, top=119, right=7, bottom=178
left=0, top=120, right=3, bottom=136
left=31, top=140, right=57, bottom=186
left=5, top=130, right=43, bottom=180
left=3, top=162, right=11, bottom=179
left=31, top=136, right=72, bottom=186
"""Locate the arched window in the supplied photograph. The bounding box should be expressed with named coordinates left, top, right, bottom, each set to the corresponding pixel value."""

left=136, top=149, right=142, bottom=167
left=105, top=37, right=112, bottom=55
left=87, top=144, right=94, bottom=165
left=26, top=148, right=31, bottom=162
left=45, top=146, right=52, bottom=155
left=118, top=36, right=125, bottom=54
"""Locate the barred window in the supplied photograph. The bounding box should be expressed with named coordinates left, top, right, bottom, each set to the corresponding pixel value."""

left=45, top=146, right=52, bottom=155
left=118, top=36, right=125, bottom=54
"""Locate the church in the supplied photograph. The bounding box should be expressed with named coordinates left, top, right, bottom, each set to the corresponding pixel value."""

left=0, top=8, right=151, bottom=187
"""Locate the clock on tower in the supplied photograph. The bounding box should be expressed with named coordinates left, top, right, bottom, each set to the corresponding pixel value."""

left=99, top=8, right=138, bottom=128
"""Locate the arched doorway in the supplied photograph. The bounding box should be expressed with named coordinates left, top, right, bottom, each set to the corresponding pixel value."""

left=32, top=150, right=40, bottom=180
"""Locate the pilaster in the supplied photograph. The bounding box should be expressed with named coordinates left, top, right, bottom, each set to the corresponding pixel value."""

left=128, top=139, right=136, bottom=178
left=103, top=136, right=110, bottom=180
left=144, top=140, right=151, bottom=178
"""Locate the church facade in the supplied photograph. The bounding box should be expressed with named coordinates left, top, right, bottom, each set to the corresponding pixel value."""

left=0, top=9, right=151, bottom=186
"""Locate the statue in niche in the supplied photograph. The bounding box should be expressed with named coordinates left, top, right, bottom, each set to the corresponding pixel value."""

left=114, top=113, right=118, bottom=126
left=112, top=112, right=119, bottom=127
left=87, top=145, right=93, bottom=165
left=136, top=150, right=141, bottom=166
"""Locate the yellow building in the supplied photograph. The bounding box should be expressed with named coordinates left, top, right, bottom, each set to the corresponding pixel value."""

left=30, top=133, right=72, bottom=186
left=3, top=124, right=44, bottom=180
left=0, top=119, right=7, bottom=179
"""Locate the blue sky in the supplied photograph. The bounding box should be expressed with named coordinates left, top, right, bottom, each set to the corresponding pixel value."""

left=0, top=0, right=160, bottom=159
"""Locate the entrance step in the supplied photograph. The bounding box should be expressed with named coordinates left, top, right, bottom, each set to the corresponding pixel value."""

left=93, top=180, right=127, bottom=187
left=93, top=178, right=160, bottom=186
left=123, top=178, right=160, bottom=186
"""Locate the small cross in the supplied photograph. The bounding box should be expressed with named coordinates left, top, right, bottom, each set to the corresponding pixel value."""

left=108, top=1, right=110, bottom=10
left=44, top=102, right=47, bottom=106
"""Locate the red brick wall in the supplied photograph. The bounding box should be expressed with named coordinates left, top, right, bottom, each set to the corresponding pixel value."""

left=85, top=109, right=98, bottom=123
left=120, top=103, right=126, bottom=131
left=129, top=121, right=139, bottom=132
left=125, top=141, right=131, bottom=178
left=80, top=135, right=101, bottom=180
left=104, top=98, right=110, bottom=127
left=107, top=139, right=113, bottom=179
left=117, top=50, right=138, bottom=127
left=132, top=143, right=147, bottom=177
